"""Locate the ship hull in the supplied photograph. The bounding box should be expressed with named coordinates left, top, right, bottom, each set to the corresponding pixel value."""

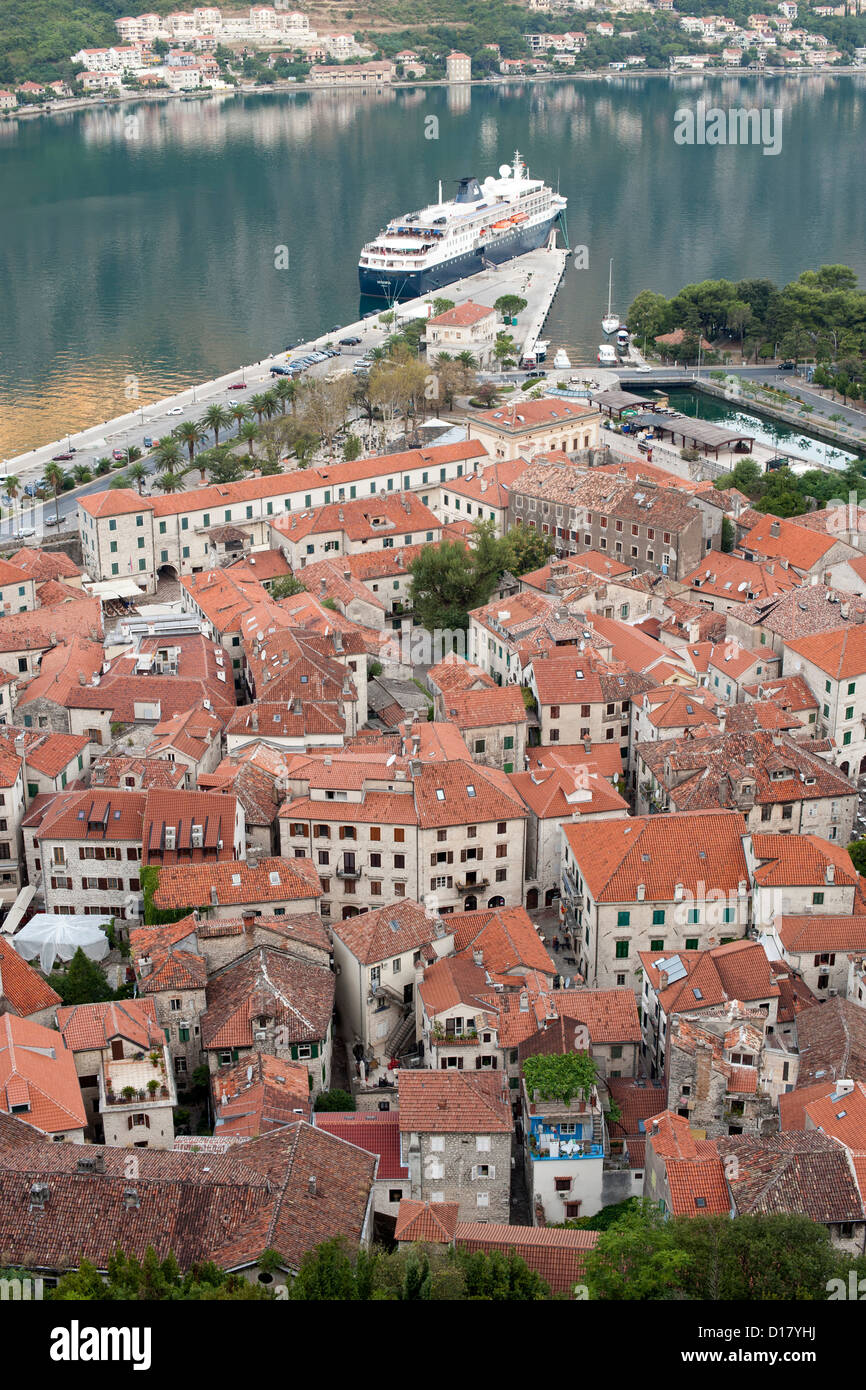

left=359, top=213, right=558, bottom=299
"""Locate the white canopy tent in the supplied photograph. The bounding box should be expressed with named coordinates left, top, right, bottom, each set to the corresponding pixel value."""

left=12, top=914, right=111, bottom=974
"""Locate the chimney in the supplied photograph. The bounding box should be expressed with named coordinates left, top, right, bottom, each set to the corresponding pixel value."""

left=826, top=864, right=835, bottom=884
left=519, top=990, right=529, bottom=1012
left=659, top=970, right=668, bottom=990
left=770, top=520, right=781, bottom=538
left=28, top=1182, right=49, bottom=1212
left=473, top=948, right=483, bottom=967
left=138, top=954, right=153, bottom=979
left=242, top=911, right=256, bottom=936
left=636, top=883, right=646, bottom=902
left=210, top=886, right=218, bottom=906
left=320, top=578, right=327, bottom=594
left=835, top=1079, right=855, bottom=1097
left=251, top=711, right=258, bottom=732
left=123, top=1187, right=141, bottom=1210
left=308, top=1175, right=317, bottom=1197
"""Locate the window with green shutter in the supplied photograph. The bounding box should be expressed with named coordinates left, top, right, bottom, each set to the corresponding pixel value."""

left=652, top=909, right=665, bottom=925
left=617, top=910, right=630, bottom=927
left=615, top=941, right=629, bottom=959
left=685, top=938, right=699, bottom=951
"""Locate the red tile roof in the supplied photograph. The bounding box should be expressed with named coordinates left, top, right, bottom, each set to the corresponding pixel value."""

left=314, top=1110, right=408, bottom=1182
left=201, top=946, right=334, bottom=1049
left=212, top=1053, right=311, bottom=1137
left=397, top=1070, right=513, bottom=1134
left=563, top=810, right=749, bottom=902
left=785, top=624, right=866, bottom=680
left=56, top=999, right=161, bottom=1053
left=455, top=1223, right=599, bottom=1295
left=0, top=1014, right=86, bottom=1136
left=394, top=1199, right=459, bottom=1241
left=151, top=857, right=321, bottom=910
left=0, top=937, right=61, bottom=1017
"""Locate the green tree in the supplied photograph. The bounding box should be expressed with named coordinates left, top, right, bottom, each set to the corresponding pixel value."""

left=584, top=1202, right=693, bottom=1300
left=494, top=294, right=528, bottom=322
left=290, top=1238, right=359, bottom=1300
left=343, top=433, right=362, bottom=462
left=238, top=421, right=259, bottom=458
left=431, top=297, right=455, bottom=316
left=48, top=945, right=114, bottom=1005
left=721, top=516, right=735, bottom=553
left=313, top=1088, right=356, bottom=1112
left=127, top=461, right=148, bottom=494
left=155, top=471, right=184, bottom=494
left=42, top=461, right=65, bottom=526
left=270, top=574, right=306, bottom=599
left=51, top=1249, right=272, bottom=1301
left=500, top=525, right=555, bottom=577
left=848, top=840, right=866, bottom=875
left=173, top=419, right=205, bottom=466
left=201, top=404, right=230, bottom=446
left=409, top=538, right=494, bottom=634
left=457, top=1248, right=550, bottom=1300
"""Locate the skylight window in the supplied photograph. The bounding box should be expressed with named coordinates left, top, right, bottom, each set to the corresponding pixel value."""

left=231, top=874, right=241, bottom=886
left=435, top=789, right=445, bottom=801
left=269, top=872, right=281, bottom=886
left=693, top=987, right=703, bottom=1000
left=466, top=785, right=476, bottom=797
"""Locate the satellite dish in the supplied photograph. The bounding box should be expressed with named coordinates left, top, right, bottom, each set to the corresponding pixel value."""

left=498, top=163, right=511, bottom=177
left=483, top=175, right=496, bottom=188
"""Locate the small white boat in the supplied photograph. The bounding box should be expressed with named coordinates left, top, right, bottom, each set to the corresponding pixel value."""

left=535, top=340, right=550, bottom=360
left=597, top=344, right=617, bottom=366
left=553, top=348, right=571, bottom=370
left=602, top=257, right=619, bottom=335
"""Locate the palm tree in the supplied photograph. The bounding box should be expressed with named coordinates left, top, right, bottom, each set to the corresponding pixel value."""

left=249, top=394, right=269, bottom=425
left=201, top=403, right=230, bottom=446
left=173, top=419, right=205, bottom=466
left=273, top=378, right=297, bottom=415
left=4, top=476, right=20, bottom=519
left=155, top=471, right=184, bottom=494
left=238, top=421, right=259, bottom=458
left=154, top=439, right=182, bottom=473
left=261, top=390, right=278, bottom=421
left=229, top=402, right=249, bottom=432
left=127, top=461, right=148, bottom=494
left=43, top=462, right=65, bottom=526
left=109, top=474, right=130, bottom=489
left=94, top=457, right=112, bottom=476
left=123, top=445, right=142, bottom=465
left=456, top=350, right=478, bottom=371
left=72, top=463, right=93, bottom=485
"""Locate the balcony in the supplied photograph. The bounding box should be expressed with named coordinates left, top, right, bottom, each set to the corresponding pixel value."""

left=457, top=878, right=489, bottom=894
left=336, top=863, right=362, bottom=879
left=100, top=1050, right=176, bottom=1109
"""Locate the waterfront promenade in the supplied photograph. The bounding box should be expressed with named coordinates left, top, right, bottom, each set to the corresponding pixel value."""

left=2, top=243, right=570, bottom=483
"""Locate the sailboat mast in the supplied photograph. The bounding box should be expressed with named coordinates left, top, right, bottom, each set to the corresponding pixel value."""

left=608, top=258, right=613, bottom=316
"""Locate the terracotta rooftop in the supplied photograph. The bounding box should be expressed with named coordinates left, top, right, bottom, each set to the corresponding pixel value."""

left=151, top=857, right=322, bottom=911
left=0, top=938, right=61, bottom=1018
left=0, top=1014, right=86, bottom=1136
left=397, top=1070, right=513, bottom=1134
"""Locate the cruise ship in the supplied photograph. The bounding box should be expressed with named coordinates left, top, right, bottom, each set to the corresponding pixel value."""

left=358, top=151, right=567, bottom=299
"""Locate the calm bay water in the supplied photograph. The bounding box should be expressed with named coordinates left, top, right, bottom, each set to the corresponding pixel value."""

left=1, top=74, right=865, bottom=457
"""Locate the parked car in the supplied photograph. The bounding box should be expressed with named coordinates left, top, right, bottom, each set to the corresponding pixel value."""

left=52, top=452, right=74, bottom=461
left=228, top=383, right=247, bottom=390
left=779, top=360, right=795, bottom=370
left=14, top=528, right=36, bottom=540
left=45, top=515, right=64, bottom=527
left=112, top=449, right=126, bottom=461
left=143, top=436, right=154, bottom=448
left=167, top=406, right=183, bottom=415
left=339, top=336, right=362, bottom=347
left=270, top=365, right=288, bottom=375
left=634, top=364, right=652, bottom=373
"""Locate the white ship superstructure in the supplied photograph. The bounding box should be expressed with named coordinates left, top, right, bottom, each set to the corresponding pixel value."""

left=358, top=151, right=567, bottom=298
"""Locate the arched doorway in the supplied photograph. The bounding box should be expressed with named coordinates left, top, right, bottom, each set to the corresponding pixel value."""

left=487, top=895, right=505, bottom=909
left=525, top=888, right=539, bottom=910
left=545, top=888, right=560, bottom=908
left=464, top=895, right=478, bottom=911
left=859, top=755, right=866, bottom=776
left=342, top=905, right=359, bottom=919
left=157, top=563, right=179, bottom=581
left=840, top=761, right=850, bottom=777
